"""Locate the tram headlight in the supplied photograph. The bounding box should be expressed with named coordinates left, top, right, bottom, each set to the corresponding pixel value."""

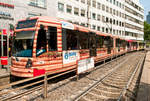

left=26, top=59, right=32, bottom=68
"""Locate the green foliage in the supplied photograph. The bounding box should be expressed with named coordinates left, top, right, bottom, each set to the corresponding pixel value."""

left=144, top=21, right=150, bottom=41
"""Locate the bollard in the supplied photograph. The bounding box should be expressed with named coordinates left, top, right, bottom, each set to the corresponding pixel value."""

left=44, top=73, right=47, bottom=98
left=76, top=74, right=79, bottom=81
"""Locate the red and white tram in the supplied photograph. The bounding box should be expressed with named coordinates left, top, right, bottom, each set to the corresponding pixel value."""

left=11, top=16, right=138, bottom=78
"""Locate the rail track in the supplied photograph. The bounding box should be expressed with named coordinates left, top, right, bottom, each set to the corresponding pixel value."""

left=72, top=52, right=145, bottom=101
left=0, top=51, right=146, bottom=101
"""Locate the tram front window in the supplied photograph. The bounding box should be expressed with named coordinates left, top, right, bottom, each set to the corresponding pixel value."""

left=12, top=31, right=34, bottom=57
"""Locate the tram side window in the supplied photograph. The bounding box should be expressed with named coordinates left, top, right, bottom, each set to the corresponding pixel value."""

left=103, top=36, right=109, bottom=48
left=78, top=32, right=88, bottom=49
left=47, top=26, right=57, bottom=51
left=103, top=36, right=113, bottom=48
left=96, top=36, right=104, bottom=48
left=110, top=38, right=113, bottom=47
left=66, top=29, right=78, bottom=50
left=36, top=28, right=46, bottom=56
left=116, top=39, right=120, bottom=47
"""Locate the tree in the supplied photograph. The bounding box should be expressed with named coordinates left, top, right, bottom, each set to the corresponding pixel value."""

left=144, top=21, right=150, bottom=41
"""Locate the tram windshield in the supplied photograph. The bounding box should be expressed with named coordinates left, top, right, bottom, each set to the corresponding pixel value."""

left=12, top=31, right=35, bottom=57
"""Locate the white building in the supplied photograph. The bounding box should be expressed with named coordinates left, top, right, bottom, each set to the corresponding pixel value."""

left=56, top=0, right=144, bottom=41
left=0, top=0, right=144, bottom=41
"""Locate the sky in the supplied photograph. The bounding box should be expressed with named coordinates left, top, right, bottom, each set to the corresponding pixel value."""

left=139, top=0, right=150, bottom=20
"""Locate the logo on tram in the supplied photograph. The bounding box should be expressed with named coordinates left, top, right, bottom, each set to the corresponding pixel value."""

left=63, top=51, right=79, bottom=64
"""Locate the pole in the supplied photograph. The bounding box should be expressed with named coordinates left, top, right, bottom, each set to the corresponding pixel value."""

left=1, top=30, right=4, bottom=69
left=87, top=1, right=90, bottom=28
left=6, top=31, right=9, bottom=71
left=1, top=30, right=3, bottom=56
left=7, top=31, right=9, bottom=57
left=44, top=73, right=47, bottom=98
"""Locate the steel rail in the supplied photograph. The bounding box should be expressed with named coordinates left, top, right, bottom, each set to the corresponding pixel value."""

left=72, top=58, right=129, bottom=101
left=0, top=69, right=76, bottom=100
left=1, top=85, right=43, bottom=101
left=0, top=52, right=136, bottom=100
left=117, top=53, right=146, bottom=101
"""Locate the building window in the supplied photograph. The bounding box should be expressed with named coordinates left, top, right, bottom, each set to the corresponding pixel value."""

left=92, top=13, right=96, bottom=20
left=87, top=0, right=91, bottom=6
left=110, top=0, right=112, bottom=3
left=119, top=21, right=121, bottom=26
left=106, top=17, right=109, bottom=23
left=81, top=9, right=85, bottom=17
left=106, top=28, right=108, bottom=33
left=116, top=10, right=118, bottom=16
left=92, top=25, right=96, bottom=30
left=110, top=8, right=112, bottom=14
left=102, top=16, right=105, bottom=22
left=119, top=30, right=121, bottom=35
left=110, top=28, right=112, bottom=33
left=66, top=5, right=72, bottom=14
left=110, top=18, right=112, bottom=24
left=116, top=20, right=119, bottom=25
left=113, top=19, right=115, bottom=24
left=97, top=26, right=100, bottom=31
left=97, top=14, right=101, bottom=21
left=92, top=0, right=96, bottom=8
left=113, top=0, right=116, bottom=5
left=113, top=9, right=115, bottom=15
left=119, top=12, right=121, bottom=17
left=74, top=7, right=79, bottom=15
left=102, top=4, right=105, bottom=11
left=116, top=1, right=119, bottom=6
left=102, top=27, right=105, bottom=32
left=29, top=0, right=46, bottom=8
left=119, top=3, right=121, bottom=8
left=58, top=2, right=64, bottom=12
left=117, top=30, right=118, bottom=35
left=97, top=2, right=101, bottom=9
left=81, top=0, right=85, bottom=3
left=122, top=22, right=124, bottom=27
left=106, top=6, right=109, bottom=13
left=113, top=29, right=115, bottom=34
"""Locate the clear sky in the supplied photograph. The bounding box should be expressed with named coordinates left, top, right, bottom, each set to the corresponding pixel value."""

left=139, top=0, right=150, bottom=20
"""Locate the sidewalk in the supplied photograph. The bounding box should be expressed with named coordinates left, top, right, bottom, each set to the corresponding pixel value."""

left=136, top=51, right=150, bottom=101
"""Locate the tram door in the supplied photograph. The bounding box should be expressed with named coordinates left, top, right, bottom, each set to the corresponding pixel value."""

left=89, top=32, right=97, bottom=57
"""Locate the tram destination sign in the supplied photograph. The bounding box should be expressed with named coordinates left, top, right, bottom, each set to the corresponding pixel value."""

left=61, top=21, right=74, bottom=30
left=16, top=19, right=37, bottom=29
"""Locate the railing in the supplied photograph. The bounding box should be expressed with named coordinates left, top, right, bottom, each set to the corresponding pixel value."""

left=0, top=50, right=135, bottom=100
left=0, top=68, right=76, bottom=100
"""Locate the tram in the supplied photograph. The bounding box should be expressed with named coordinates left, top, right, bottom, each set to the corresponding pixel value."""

left=11, top=16, right=137, bottom=78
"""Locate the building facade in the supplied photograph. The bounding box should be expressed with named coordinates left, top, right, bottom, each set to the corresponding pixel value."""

left=57, top=0, right=144, bottom=41
left=0, top=0, right=14, bottom=32
left=146, top=11, right=150, bottom=24
left=0, top=0, right=144, bottom=40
